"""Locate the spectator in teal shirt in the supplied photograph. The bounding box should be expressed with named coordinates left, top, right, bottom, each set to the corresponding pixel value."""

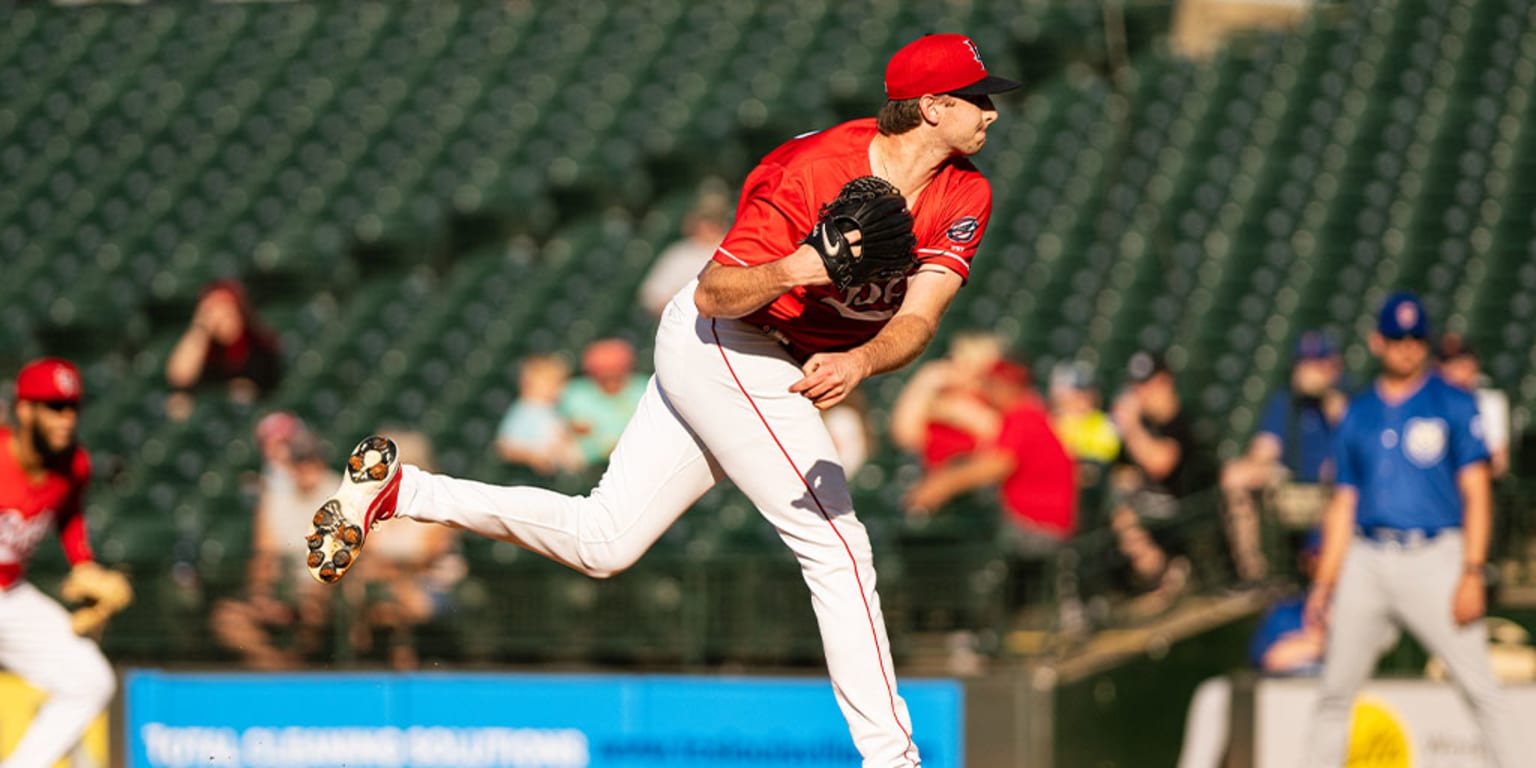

left=496, top=354, right=583, bottom=476
left=561, top=338, right=648, bottom=466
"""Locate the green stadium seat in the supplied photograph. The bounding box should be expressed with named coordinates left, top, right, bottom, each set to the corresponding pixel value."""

left=6, top=0, right=1536, bottom=664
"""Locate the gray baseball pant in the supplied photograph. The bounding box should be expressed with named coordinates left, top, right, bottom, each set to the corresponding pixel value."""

left=1306, top=531, right=1520, bottom=767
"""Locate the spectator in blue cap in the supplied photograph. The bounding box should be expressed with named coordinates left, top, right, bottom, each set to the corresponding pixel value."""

left=1220, top=330, right=1349, bottom=586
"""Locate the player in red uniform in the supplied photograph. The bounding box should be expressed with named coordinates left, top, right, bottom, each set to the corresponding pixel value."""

left=0, top=359, right=116, bottom=768
left=308, top=34, right=1016, bottom=766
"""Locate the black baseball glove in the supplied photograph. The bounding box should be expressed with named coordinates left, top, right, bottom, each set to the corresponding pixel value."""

left=802, top=176, right=917, bottom=290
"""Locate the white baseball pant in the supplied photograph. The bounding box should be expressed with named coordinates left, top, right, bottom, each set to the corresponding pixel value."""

left=0, top=582, right=115, bottom=768
left=1176, top=676, right=1232, bottom=768
left=1306, top=532, right=1521, bottom=767
left=398, top=282, right=920, bottom=767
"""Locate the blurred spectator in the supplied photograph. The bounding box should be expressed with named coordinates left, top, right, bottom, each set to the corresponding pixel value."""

left=1220, top=331, right=1347, bottom=583
left=561, top=338, right=648, bottom=467
left=350, top=429, right=464, bottom=670
left=904, top=360, right=1076, bottom=552
left=215, top=427, right=462, bottom=670
left=1109, top=351, right=1215, bottom=610
left=495, top=354, right=583, bottom=475
left=165, top=279, right=282, bottom=420
left=637, top=185, right=732, bottom=318
left=1436, top=333, right=1510, bottom=478
left=1176, top=530, right=1334, bottom=768
left=1227, top=331, right=1347, bottom=485
left=889, top=331, right=1006, bottom=468
left=210, top=428, right=337, bottom=670
left=254, top=410, right=305, bottom=484
left=822, top=390, right=873, bottom=477
left=1112, top=351, right=1214, bottom=506
left=1048, top=359, right=1121, bottom=505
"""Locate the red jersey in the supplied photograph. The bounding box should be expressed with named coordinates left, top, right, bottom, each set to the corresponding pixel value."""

left=923, top=422, right=979, bottom=469
left=714, top=118, right=993, bottom=354
left=921, top=391, right=988, bottom=469
left=995, top=400, right=1077, bottom=539
left=0, top=426, right=94, bottom=589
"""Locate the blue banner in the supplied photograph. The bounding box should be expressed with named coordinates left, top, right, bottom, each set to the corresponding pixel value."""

left=125, top=671, right=963, bottom=768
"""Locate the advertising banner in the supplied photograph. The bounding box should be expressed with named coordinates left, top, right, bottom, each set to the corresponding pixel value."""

left=126, top=671, right=962, bottom=768
left=0, top=672, right=110, bottom=768
left=1255, top=678, right=1536, bottom=768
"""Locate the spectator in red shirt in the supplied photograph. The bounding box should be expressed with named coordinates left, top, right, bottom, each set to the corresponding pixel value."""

left=889, top=330, right=1006, bottom=470
left=903, top=360, right=1077, bottom=551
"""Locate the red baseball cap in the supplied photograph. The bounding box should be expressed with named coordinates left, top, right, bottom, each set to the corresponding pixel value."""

left=885, top=34, right=1020, bottom=101
left=15, top=358, right=83, bottom=403
left=254, top=410, right=303, bottom=445
left=988, top=359, right=1033, bottom=388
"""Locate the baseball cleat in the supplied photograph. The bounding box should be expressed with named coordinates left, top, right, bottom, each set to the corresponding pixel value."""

left=306, top=435, right=402, bottom=584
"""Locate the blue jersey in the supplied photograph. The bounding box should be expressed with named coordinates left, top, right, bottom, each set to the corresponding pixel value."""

left=1257, top=388, right=1337, bottom=483
left=1334, top=375, right=1489, bottom=531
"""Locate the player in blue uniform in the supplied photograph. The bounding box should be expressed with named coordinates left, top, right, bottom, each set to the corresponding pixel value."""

left=1303, top=292, right=1518, bottom=766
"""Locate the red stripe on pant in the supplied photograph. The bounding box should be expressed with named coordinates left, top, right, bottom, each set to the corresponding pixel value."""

left=710, top=320, right=918, bottom=765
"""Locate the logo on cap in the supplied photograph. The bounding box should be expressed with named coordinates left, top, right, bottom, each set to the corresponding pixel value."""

left=1395, top=302, right=1418, bottom=332
left=964, top=39, right=984, bottom=66
left=53, top=368, right=79, bottom=398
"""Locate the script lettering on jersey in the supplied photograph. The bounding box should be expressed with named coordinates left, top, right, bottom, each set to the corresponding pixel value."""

left=0, top=508, right=55, bottom=565
left=819, top=274, right=909, bottom=321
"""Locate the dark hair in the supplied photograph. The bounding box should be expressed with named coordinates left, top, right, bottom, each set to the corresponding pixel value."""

left=1436, top=332, right=1477, bottom=361
left=877, top=98, right=923, bottom=135
left=196, top=278, right=284, bottom=393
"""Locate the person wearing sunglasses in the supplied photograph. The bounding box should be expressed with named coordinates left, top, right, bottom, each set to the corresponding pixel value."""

left=0, top=358, right=119, bottom=768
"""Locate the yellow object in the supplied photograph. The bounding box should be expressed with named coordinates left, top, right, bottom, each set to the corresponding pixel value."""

left=1053, top=410, right=1121, bottom=464
left=1345, top=696, right=1411, bottom=768
left=0, top=673, right=109, bottom=768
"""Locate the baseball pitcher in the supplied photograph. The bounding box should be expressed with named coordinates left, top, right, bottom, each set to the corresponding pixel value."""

left=1, top=359, right=130, bottom=768
left=305, top=34, right=1017, bottom=766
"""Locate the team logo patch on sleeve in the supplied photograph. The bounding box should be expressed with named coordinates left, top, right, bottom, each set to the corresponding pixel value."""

left=946, top=217, right=979, bottom=244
